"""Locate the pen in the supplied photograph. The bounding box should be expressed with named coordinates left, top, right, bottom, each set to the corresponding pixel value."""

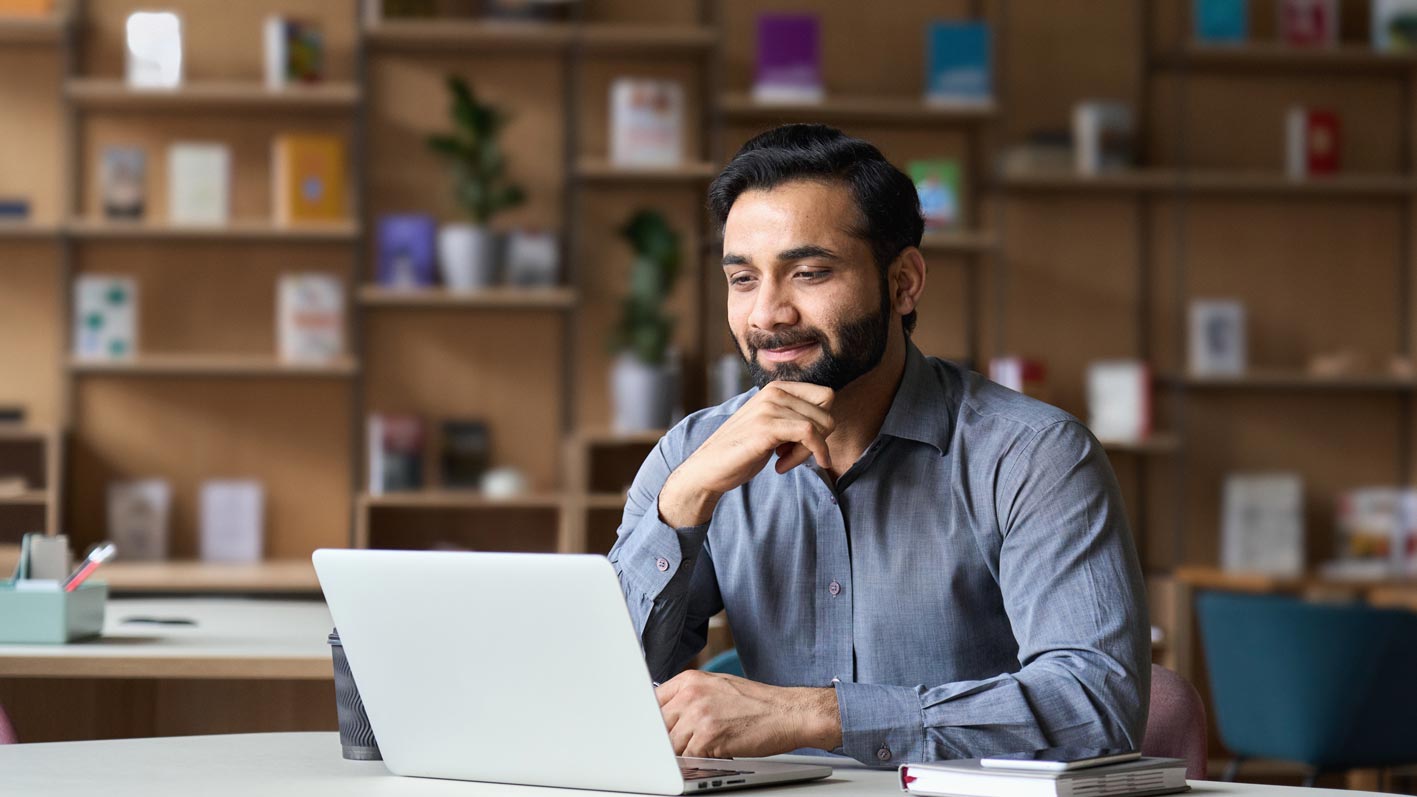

left=63, top=542, right=117, bottom=593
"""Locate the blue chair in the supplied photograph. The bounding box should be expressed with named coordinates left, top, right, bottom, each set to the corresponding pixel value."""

left=702, top=648, right=744, bottom=677
left=1196, top=590, right=1417, bottom=786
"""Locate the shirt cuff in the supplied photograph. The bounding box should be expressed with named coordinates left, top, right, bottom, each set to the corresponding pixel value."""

left=616, top=513, right=709, bottom=601
left=835, top=681, right=926, bottom=767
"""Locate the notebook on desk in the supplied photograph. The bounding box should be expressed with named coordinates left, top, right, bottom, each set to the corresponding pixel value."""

left=312, top=549, right=832, bottom=795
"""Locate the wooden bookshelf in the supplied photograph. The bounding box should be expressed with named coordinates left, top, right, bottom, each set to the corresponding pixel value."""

left=362, top=19, right=574, bottom=51
left=998, top=169, right=1182, bottom=193
left=1099, top=434, right=1181, bottom=455
left=0, top=220, right=60, bottom=238
left=65, top=218, right=359, bottom=242
left=358, top=285, right=576, bottom=310
left=65, top=79, right=360, bottom=110
left=574, top=159, right=719, bottom=183
left=1000, top=169, right=1417, bottom=197
left=68, top=355, right=360, bottom=378
left=357, top=490, right=565, bottom=510
left=1158, top=42, right=1417, bottom=74
left=0, top=489, right=49, bottom=506
left=1166, top=371, right=1417, bottom=391
left=579, top=24, right=717, bottom=54
left=586, top=492, right=629, bottom=510
left=0, top=16, right=64, bottom=45
left=97, top=559, right=320, bottom=594
left=718, top=92, right=996, bottom=124
left=919, top=230, right=998, bottom=254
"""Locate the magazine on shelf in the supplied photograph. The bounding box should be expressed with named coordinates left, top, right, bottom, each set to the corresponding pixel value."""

left=168, top=142, right=231, bottom=225
left=609, top=77, right=684, bottom=168
left=754, top=13, right=823, bottom=103
left=924, top=20, right=992, bottom=107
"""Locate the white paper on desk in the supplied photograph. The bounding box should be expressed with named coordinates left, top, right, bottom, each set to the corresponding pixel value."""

left=200, top=480, right=264, bottom=563
left=26, top=534, right=70, bottom=581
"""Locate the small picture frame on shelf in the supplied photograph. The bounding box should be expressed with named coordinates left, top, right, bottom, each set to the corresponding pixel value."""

left=503, top=229, right=559, bottom=288
left=1188, top=298, right=1247, bottom=376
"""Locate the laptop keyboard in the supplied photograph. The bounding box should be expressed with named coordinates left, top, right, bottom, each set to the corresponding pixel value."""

left=681, top=766, right=750, bottom=781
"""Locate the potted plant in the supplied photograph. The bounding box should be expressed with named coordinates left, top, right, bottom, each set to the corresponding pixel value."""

left=609, top=210, right=681, bottom=432
left=426, top=75, right=525, bottom=291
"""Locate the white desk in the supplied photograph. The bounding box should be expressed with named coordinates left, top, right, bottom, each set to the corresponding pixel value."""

left=0, top=599, right=336, bottom=742
left=0, top=732, right=1386, bottom=797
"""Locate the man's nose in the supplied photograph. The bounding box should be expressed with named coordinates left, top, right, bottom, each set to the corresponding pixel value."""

left=748, top=279, right=799, bottom=331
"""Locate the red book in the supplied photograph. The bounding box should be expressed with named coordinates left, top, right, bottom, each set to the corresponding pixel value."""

left=1305, top=110, right=1340, bottom=175
left=1279, top=0, right=1338, bottom=47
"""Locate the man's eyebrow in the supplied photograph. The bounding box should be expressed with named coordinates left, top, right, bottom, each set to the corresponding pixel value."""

left=777, top=245, right=842, bottom=263
left=722, top=253, right=751, bottom=267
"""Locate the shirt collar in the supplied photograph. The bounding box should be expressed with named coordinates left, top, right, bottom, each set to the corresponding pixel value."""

left=876, top=339, right=954, bottom=456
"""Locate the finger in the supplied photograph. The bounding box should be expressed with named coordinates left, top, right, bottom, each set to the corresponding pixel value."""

left=656, top=674, right=687, bottom=706
left=766, top=380, right=835, bottom=410
left=767, top=418, right=832, bottom=471
left=668, top=718, right=693, bottom=756
left=762, top=390, right=836, bottom=438
left=775, top=443, right=812, bottom=474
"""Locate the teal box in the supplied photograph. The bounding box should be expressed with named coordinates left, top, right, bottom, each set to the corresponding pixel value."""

left=0, top=581, right=107, bottom=644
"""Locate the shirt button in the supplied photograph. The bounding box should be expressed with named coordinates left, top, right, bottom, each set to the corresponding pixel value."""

left=828, top=495, right=838, bottom=505
left=828, top=580, right=841, bottom=596
left=830, top=677, right=841, bottom=684
left=876, top=747, right=892, bottom=762
left=655, top=557, right=669, bottom=572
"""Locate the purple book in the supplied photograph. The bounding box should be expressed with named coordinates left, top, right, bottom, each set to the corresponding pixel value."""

left=376, top=214, right=437, bottom=288
left=755, top=13, right=823, bottom=103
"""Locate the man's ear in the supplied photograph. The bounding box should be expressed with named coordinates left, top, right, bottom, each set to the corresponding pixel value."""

left=890, top=247, right=927, bottom=318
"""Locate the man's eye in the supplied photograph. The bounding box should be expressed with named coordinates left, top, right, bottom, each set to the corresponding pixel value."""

left=795, top=270, right=827, bottom=281
left=729, top=274, right=756, bottom=287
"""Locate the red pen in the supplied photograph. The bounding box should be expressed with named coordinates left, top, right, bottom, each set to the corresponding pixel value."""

left=63, top=542, right=117, bottom=592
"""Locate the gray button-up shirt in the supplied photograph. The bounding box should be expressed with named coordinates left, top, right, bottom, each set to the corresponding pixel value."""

left=609, top=342, right=1150, bottom=766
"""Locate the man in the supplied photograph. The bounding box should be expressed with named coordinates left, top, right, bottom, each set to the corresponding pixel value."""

left=608, top=124, right=1149, bottom=766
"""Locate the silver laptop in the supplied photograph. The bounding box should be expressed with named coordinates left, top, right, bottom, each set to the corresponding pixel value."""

left=313, top=548, right=833, bottom=794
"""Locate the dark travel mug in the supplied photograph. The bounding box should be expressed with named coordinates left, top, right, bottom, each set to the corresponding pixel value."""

left=328, top=628, right=381, bottom=760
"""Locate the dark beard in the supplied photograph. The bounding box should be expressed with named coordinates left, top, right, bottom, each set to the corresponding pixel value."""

left=738, top=282, right=891, bottom=391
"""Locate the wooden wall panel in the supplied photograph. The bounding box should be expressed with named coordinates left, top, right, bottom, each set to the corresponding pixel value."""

left=0, top=242, right=63, bottom=428
left=74, top=241, right=354, bottom=354
left=69, top=378, right=352, bottom=556
left=0, top=48, right=63, bottom=223
left=80, top=0, right=358, bottom=80
left=365, top=54, right=564, bottom=238
left=363, top=311, right=563, bottom=490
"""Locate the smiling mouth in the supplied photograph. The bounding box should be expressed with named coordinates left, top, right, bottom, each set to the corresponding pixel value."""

left=758, top=342, right=819, bottom=363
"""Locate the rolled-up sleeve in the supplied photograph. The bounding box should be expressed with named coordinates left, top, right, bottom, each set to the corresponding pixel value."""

left=833, top=419, right=1150, bottom=764
left=608, top=427, right=724, bottom=682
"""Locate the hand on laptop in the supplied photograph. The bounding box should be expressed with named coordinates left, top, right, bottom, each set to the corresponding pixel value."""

left=655, top=669, right=841, bottom=758
left=659, top=382, right=835, bottom=528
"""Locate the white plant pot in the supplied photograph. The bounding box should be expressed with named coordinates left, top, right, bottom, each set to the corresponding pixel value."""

left=611, top=352, right=674, bottom=433
left=438, top=224, right=498, bottom=291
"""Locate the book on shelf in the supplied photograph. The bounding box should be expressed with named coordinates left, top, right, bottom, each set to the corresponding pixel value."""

left=101, top=145, right=146, bottom=220
left=1072, top=101, right=1134, bottom=176
left=1188, top=299, right=1246, bottom=376
left=1373, top=0, right=1417, bottom=51
left=168, top=142, right=231, bottom=225
left=440, top=420, right=490, bottom=490
left=73, top=275, right=138, bottom=361
left=368, top=413, right=424, bottom=496
left=0, top=0, right=53, bottom=17
left=264, top=15, right=324, bottom=89
left=199, top=479, right=264, bottom=563
left=107, top=478, right=171, bottom=562
left=923, top=20, right=992, bottom=107
left=277, top=273, right=344, bottom=364
left=376, top=214, right=438, bottom=288
left=909, top=159, right=964, bottom=232
left=609, top=78, right=684, bottom=169
left=754, top=13, right=823, bottom=104
left=0, top=198, right=29, bottom=220
left=989, top=356, right=1048, bottom=402
left=1329, top=487, right=1417, bottom=578
left=1193, top=0, right=1248, bottom=43
left=503, top=229, right=559, bottom=287
left=1279, top=0, right=1338, bottom=47
left=1087, top=360, right=1152, bottom=445
left=125, top=10, right=183, bottom=89
left=272, top=133, right=346, bottom=225
left=1285, top=106, right=1340, bottom=179
left=1221, top=472, right=1304, bottom=575
left=899, top=756, right=1189, bottom=797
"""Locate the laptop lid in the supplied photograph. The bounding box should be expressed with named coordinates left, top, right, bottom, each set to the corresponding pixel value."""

left=313, top=549, right=686, bottom=794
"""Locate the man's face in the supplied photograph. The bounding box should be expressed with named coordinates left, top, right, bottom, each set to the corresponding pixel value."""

left=721, top=180, right=892, bottom=391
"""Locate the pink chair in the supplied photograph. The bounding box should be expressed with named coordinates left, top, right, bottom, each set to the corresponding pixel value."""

left=1143, top=663, right=1207, bottom=780
left=0, top=705, right=15, bottom=744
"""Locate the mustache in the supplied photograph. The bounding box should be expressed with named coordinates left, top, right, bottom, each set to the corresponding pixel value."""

left=747, top=328, right=825, bottom=352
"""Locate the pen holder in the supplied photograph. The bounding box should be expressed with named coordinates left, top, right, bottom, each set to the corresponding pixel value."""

left=0, top=581, right=107, bottom=644
left=328, top=628, right=382, bottom=760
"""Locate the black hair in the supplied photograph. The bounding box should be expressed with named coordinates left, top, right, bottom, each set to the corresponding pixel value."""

left=707, top=124, right=923, bottom=336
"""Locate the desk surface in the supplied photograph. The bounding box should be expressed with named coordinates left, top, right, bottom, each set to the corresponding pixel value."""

left=0, top=598, right=333, bottom=679
left=0, top=732, right=1384, bottom=797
